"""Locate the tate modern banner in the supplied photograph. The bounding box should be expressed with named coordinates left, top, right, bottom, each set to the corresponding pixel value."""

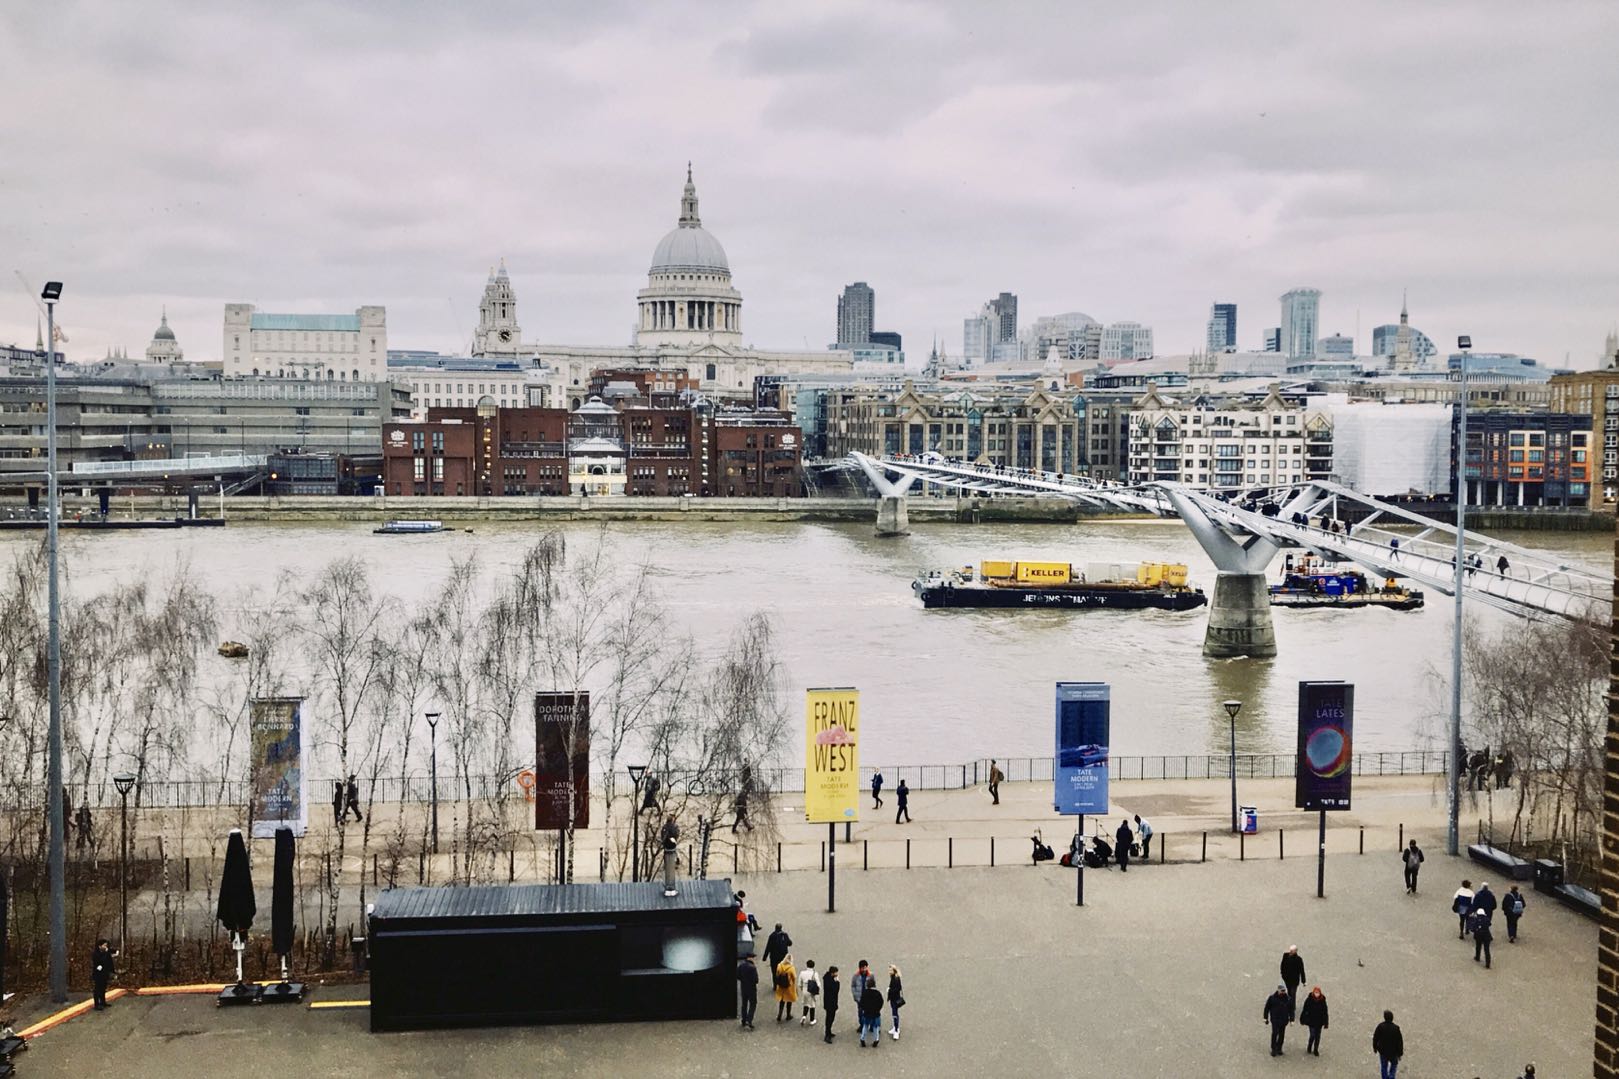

left=1054, top=682, right=1110, bottom=815
left=805, top=687, right=860, bottom=823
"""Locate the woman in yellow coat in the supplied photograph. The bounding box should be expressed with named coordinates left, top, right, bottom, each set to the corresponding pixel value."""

left=774, top=953, right=799, bottom=1022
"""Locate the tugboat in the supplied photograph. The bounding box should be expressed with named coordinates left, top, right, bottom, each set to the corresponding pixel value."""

left=373, top=519, right=446, bottom=535
left=1268, top=553, right=1424, bottom=611
left=912, top=559, right=1207, bottom=611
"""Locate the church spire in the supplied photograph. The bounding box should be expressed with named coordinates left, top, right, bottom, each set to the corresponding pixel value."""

left=36, top=316, right=43, bottom=351
left=1400, top=289, right=1408, bottom=323
left=679, top=163, right=701, bottom=228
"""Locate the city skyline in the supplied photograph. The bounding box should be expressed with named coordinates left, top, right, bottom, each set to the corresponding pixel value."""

left=3, top=3, right=1616, bottom=367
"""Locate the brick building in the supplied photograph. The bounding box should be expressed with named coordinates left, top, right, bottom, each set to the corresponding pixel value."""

left=380, top=396, right=801, bottom=498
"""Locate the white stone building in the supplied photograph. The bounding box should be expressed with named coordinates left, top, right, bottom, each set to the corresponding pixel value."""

left=1100, top=321, right=1154, bottom=363
left=386, top=352, right=549, bottom=419
left=1127, top=383, right=1332, bottom=489
left=223, top=305, right=387, bottom=380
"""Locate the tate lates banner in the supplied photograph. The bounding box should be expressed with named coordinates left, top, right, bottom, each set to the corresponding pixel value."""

left=535, top=692, right=591, bottom=830
left=1296, top=681, right=1354, bottom=811
left=1054, top=682, right=1110, bottom=815
left=250, top=698, right=306, bottom=839
left=805, top=688, right=860, bottom=823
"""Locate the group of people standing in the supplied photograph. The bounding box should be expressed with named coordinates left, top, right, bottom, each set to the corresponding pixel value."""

left=736, top=920, right=907, bottom=1047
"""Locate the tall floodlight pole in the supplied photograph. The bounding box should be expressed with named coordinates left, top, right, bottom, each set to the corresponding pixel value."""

left=42, top=281, right=66, bottom=1002
left=1447, top=336, right=1472, bottom=857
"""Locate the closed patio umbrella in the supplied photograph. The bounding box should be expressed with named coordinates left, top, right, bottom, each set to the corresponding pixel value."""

left=262, top=827, right=304, bottom=1002
left=216, top=828, right=259, bottom=1003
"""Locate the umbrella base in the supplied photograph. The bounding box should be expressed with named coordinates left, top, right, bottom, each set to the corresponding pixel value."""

left=217, top=983, right=265, bottom=1007
left=260, top=981, right=306, bottom=1004
left=0, top=1035, right=25, bottom=1061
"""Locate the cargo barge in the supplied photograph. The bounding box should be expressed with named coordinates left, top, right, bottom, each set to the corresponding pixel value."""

left=1269, top=553, right=1424, bottom=611
left=913, top=559, right=1207, bottom=611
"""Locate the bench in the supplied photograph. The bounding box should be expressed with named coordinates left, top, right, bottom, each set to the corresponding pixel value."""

left=1552, top=882, right=1601, bottom=919
left=1465, top=843, right=1533, bottom=881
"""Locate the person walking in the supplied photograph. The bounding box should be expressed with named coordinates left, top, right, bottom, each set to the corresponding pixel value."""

left=762, top=923, right=792, bottom=977
left=91, top=938, right=117, bottom=1010
left=1471, top=906, right=1494, bottom=969
left=851, top=960, right=876, bottom=1046
left=886, top=964, right=905, bottom=1041
left=859, top=979, right=885, bottom=1049
left=1280, top=945, right=1306, bottom=1018
left=1497, top=554, right=1510, bottom=577
left=1134, top=815, right=1153, bottom=861
left=1472, top=880, right=1497, bottom=919
left=871, top=771, right=884, bottom=809
left=1115, top=818, right=1133, bottom=872
left=1452, top=880, right=1475, bottom=938
left=731, top=789, right=752, bottom=833
left=1401, top=839, right=1424, bottom=894
left=987, top=760, right=1004, bottom=805
left=1372, top=1009, right=1404, bottom=1078
left=735, top=954, right=758, bottom=1030
left=1503, top=885, right=1527, bottom=943
left=1262, top=984, right=1291, bottom=1056
left=822, top=966, right=840, bottom=1043
left=895, top=779, right=911, bottom=824
left=345, top=774, right=363, bottom=822
left=799, top=960, right=821, bottom=1027
left=1298, top=985, right=1329, bottom=1056
left=1389, top=537, right=1401, bottom=561
left=774, top=953, right=798, bottom=1022
left=332, top=780, right=344, bottom=826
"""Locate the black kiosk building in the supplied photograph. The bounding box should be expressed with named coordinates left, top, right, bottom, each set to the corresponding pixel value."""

left=368, top=879, right=737, bottom=1032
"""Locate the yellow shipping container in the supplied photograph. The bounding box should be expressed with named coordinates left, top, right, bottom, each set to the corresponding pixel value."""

left=1015, top=561, right=1071, bottom=585
left=1137, top=562, right=1163, bottom=587
left=980, top=560, right=1015, bottom=579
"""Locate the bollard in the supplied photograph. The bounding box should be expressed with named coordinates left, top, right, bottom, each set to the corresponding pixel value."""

left=1240, top=832, right=1246, bottom=861
left=845, top=821, right=851, bottom=844
left=1359, top=827, right=1364, bottom=855
left=777, top=843, right=782, bottom=874
left=906, top=838, right=911, bottom=869
left=1279, top=829, right=1285, bottom=860
left=1201, top=831, right=1207, bottom=863
left=1160, top=835, right=1165, bottom=864
left=863, top=839, right=868, bottom=871
left=1399, top=822, right=1404, bottom=850
left=820, top=841, right=826, bottom=872
left=990, top=836, right=996, bottom=867
left=949, top=837, right=954, bottom=868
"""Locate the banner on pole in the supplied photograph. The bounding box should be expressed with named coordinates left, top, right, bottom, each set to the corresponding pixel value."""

left=249, top=698, right=306, bottom=839
left=535, top=692, right=591, bottom=830
left=1296, top=681, right=1354, bottom=811
left=804, top=688, right=860, bottom=823
left=1054, top=682, right=1110, bottom=815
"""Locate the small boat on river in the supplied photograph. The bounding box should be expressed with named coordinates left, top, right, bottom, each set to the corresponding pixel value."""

left=1269, top=553, right=1424, bottom=611
left=373, top=519, right=446, bottom=535
left=913, top=559, right=1207, bottom=611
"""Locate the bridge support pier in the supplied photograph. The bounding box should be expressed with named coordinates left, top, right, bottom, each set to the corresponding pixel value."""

left=1203, top=572, right=1277, bottom=658
left=874, top=495, right=910, bottom=537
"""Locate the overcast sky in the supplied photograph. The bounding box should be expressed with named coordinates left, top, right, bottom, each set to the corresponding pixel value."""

left=3, top=2, right=1616, bottom=368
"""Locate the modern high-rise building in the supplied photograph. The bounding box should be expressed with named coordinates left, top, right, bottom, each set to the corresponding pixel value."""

left=1263, top=327, right=1282, bottom=352
left=1099, top=321, right=1154, bottom=363
left=963, top=306, right=995, bottom=366
left=836, top=282, right=875, bottom=348
left=1279, top=287, right=1322, bottom=361
left=870, top=330, right=902, bottom=352
left=990, top=292, right=1018, bottom=343
left=1206, top=303, right=1237, bottom=352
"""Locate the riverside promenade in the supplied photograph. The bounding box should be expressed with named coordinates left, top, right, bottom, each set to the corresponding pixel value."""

left=14, top=843, right=1593, bottom=1078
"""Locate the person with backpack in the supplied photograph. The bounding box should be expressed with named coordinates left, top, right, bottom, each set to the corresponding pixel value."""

left=1401, top=839, right=1424, bottom=894
left=773, top=953, right=798, bottom=1022
left=1134, top=814, right=1153, bottom=860
left=1471, top=908, right=1494, bottom=969
left=859, top=979, right=885, bottom=1048
left=1298, top=985, right=1329, bottom=1056
left=871, top=771, right=884, bottom=809
left=735, top=953, right=758, bottom=1031
left=762, top=923, right=792, bottom=979
left=1503, top=885, right=1527, bottom=943
left=799, top=960, right=821, bottom=1027
left=821, top=966, right=840, bottom=1044
left=1452, top=880, right=1475, bottom=938
left=885, top=964, right=905, bottom=1041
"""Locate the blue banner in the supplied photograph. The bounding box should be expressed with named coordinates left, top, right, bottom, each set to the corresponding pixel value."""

left=1054, top=682, right=1110, bottom=815
left=1296, top=681, right=1354, bottom=811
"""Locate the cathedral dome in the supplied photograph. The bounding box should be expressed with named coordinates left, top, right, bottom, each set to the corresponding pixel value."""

left=153, top=311, right=176, bottom=341
left=648, top=165, right=730, bottom=275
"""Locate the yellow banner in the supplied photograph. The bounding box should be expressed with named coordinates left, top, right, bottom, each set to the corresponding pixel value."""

left=805, top=688, right=860, bottom=823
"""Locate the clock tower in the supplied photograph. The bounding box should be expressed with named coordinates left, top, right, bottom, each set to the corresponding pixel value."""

left=473, top=259, right=524, bottom=357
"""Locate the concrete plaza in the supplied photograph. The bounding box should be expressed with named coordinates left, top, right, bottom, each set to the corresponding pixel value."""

left=13, top=845, right=1590, bottom=1078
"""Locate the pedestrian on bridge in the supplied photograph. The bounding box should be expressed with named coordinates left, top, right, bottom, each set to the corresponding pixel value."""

left=1389, top=537, right=1401, bottom=560
left=1497, top=554, right=1510, bottom=577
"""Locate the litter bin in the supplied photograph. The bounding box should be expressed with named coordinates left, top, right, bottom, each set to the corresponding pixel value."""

left=351, top=936, right=368, bottom=975
left=1240, top=806, right=1259, bottom=835
left=1533, top=859, right=1563, bottom=895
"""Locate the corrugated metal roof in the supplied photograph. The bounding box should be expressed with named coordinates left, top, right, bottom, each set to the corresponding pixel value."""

left=250, top=313, right=361, bottom=332
left=371, top=880, right=734, bottom=922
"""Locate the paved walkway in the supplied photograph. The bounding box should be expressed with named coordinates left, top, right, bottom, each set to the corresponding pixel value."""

left=12, top=849, right=1590, bottom=1077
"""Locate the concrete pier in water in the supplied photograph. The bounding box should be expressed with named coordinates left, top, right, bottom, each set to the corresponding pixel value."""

left=874, top=494, right=910, bottom=536
left=1201, top=571, right=1278, bottom=658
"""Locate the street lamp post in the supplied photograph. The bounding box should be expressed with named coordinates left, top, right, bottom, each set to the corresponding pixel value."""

left=1448, top=337, right=1472, bottom=857
left=1224, top=699, right=1243, bottom=834
left=113, top=773, right=136, bottom=952
left=425, top=713, right=441, bottom=854
left=627, top=764, right=647, bottom=882
left=42, top=280, right=67, bottom=1003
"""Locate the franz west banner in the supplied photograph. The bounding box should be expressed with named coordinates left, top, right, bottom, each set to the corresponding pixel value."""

left=249, top=698, right=306, bottom=839
left=805, top=688, right=859, bottom=823
left=1296, top=681, right=1354, bottom=811
left=1054, top=682, right=1110, bottom=815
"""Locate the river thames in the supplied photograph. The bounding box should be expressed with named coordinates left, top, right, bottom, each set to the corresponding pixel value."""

left=13, top=517, right=1609, bottom=766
